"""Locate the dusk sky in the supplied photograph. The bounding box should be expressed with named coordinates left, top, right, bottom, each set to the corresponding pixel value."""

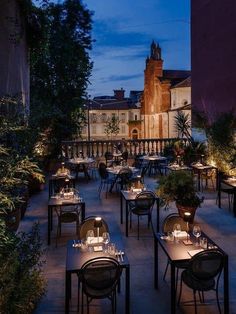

left=83, top=0, right=190, bottom=98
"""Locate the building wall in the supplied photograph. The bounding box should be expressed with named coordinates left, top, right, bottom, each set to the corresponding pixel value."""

left=0, top=0, right=29, bottom=116
left=171, top=87, right=191, bottom=109
left=191, top=0, right=236, bottom=124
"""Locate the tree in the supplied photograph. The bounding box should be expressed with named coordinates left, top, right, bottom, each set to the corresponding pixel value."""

left=29, top=0, right=93, bottom=157
left=174, top=110, right=193, bottom=144
left=104, top=116, right=120, bottom=139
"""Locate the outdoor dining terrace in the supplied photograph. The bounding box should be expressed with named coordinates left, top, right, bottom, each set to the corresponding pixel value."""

left=17, top=154, right=236, bottom=314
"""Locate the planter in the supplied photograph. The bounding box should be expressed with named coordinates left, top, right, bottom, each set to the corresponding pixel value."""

left=176, top=202, right=197, bottom=224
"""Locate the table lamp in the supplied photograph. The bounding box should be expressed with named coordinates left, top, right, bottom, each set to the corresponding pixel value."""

left=183, top=212, right=192, bottom=245
left=94, top=217, right=103, bottom=243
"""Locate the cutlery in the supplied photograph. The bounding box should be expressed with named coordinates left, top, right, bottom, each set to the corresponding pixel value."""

left=120, top=251, right=124, bottom=262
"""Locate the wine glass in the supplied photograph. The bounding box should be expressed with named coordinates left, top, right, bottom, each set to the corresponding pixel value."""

left=86, top=230, right=94, bottom=245
left=173, top=223, right=181, bottom=242
left=102, top=232, right=110, bottom=253
left=192, top=225, right=201, bottom=246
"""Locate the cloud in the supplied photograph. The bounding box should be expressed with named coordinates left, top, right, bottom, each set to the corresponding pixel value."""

left=101, top=73, right=143, bottom=83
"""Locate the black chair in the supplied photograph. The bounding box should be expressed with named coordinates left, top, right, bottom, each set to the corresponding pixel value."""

left=78, top=216, right=109, bottom=240
left=55, top=203, right=81, bottom=247
left=116, top=167, right=133, bottom=191
left=178, top=250, right=224, bottom=314
left=98, top=162, right=115, bottom=198
left=121, top=151, right=128, bottom=163
left=79, top=257, right=122, bottom=314
left=162, top=214, right=189, bottom=284
left=129, top=191, right=156, bottom=239
left=105, top=152, right=114, bottom=167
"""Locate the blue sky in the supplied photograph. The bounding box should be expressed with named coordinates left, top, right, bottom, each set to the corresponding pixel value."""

left=83, top=0, right=190, bottom=97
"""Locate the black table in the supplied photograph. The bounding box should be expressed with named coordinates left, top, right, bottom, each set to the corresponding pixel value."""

left=47, top=197, right=85, bottom=245
left=65, top=240, right=130, bottom=314
left=191, top=164, right=218, bottom=191
left=49, top=174, right=76, bottom=197
left=120, top=190, right=160, bottom=236
left=153, top=231, right=229, bottom=314
left=218, top=177, right=236, bottom=216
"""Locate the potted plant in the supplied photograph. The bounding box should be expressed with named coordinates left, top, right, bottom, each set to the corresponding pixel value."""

left=157, top=170, right=203, bottom=223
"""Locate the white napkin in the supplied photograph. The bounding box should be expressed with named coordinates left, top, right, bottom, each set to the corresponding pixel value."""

left=173, top=231, right=188, bottom=238
left=188, top=249, right=204, bottom=257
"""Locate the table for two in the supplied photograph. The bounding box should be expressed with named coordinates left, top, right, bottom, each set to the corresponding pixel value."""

left=68, top=158, right=95, bottom=180
left=140, top=155, right=167, bottom=176
left=191, top=163, right=218, bottom=191
left=120, top=190, right=160, bottom=236
left=153, top=231, right=229, bottom=314
left=218, top=177, right=236, bottom=216
left=49, top=173, right=76, bottom=197
left=65, top=239, right=130, bottom=314
left=47, top=196, right=85, bottom=245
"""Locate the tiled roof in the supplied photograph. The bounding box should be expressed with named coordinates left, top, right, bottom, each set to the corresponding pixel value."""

left=86, top=98, right=138, bottom=110
left=171, top=76, right=191, bottom=89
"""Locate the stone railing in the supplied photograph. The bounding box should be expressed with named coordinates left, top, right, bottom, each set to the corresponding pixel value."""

left=61, top=138, right=188, bottom=159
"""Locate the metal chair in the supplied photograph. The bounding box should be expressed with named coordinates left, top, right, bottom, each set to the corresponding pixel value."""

left=79, top=257, right=122, bottom=314
left=55, top=203, right=81, bottom=247
left=98, top=162, right=115, bottom=198
left=129, top=191, right=156, bottom=239
left=78, top=216, right=109, bottom=240
left=162, top=214, right=189, bottom=285
left=104, top=151, right=114, bottom=167
left=116, top=167, right=133, bottom=191
left=178, top=249, right=224, bottom=314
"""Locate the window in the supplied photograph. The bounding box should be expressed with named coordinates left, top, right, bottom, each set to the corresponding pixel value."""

left=121, top=125, right=126, bottom=134
left=134, top=114, right=138, bottom=121
left=91, top=113, right=97, bottom=123
left=92, top=125, right=96, bottom=134
left=120, top=113, right=126, bottom=123
left=101, top=113, right=107, bottom=123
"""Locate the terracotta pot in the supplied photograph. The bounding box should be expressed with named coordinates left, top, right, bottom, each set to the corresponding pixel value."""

left=176, top=202, right=197, bottom=224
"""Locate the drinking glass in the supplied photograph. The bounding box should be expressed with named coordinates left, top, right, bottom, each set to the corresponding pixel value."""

left=107, top=243, right=116, bottom=256
left=192, top=225, right=201, bottom=246
left=173, top=224, right=181, bottom=242
left=86, top=230, right=94, bottom=244
left=102, top=232, right=110, bottom=253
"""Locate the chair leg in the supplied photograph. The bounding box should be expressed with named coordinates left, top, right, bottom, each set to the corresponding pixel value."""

left=177, top=276, right=183, bottom=305
left=216, top=288, right=222, bottom=314
left=193, top=290, right=197, bottom=314
left=129, top=212, right=132, bottom=229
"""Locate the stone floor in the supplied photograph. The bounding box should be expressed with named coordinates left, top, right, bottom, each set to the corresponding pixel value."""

left=19, top=171, right=236, bottom=314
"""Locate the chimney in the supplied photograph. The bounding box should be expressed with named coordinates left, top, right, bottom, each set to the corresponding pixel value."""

left=114, top=88, right=125, bottom=100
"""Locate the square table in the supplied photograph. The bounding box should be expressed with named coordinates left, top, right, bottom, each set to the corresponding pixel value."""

left=218, top=177, right=236, bottom=216
left=153, top=231, right=229, bottom=314
left=65, top=240, right=130, bottom=314
left=47, top=197, right=85, bottom=245
left=49, top=174, right=76, bottom=197
left=120, top=190, right=160, bottom=236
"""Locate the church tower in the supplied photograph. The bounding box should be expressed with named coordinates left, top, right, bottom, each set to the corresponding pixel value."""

left=141, top=41, right=164, bottom=138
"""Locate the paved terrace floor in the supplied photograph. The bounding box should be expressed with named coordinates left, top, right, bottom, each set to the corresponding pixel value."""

left=19, top=170, right=236, bottom=314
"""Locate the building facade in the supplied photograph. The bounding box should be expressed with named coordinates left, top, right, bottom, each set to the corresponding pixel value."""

left=83, top=42, right=191, bottom=141
left=141, top=41, right=191, bottom=139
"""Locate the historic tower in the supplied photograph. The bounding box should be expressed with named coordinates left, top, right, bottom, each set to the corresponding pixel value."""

left=141, top=41, right=171, bottom=139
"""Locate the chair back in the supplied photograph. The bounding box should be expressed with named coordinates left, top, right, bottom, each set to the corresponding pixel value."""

left=118, top=167, right=133, bottom=181
left=98, top=162, right=109, bottom=179
left=162, top=213, right=187, bottom=233
left=189, top=250, right=224, bottom=281
left=135, top=191, right=156, bottom=210
left=81, top=257, right=121, bottom=298
left=78, top=216, right=109, bottom=240
left=105, top=152, right=113, bottom=166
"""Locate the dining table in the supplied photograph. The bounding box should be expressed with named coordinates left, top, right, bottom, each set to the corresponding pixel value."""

left=47, top=195, right=85, bottom=245
left=153, top=230, right=229, bottom=314
left=191, top=163, right=218, bottom=191
left=65, top=239, right=130, bottom=314
left=120, top=189, right=160, bottom=236
left=49, top=173, right=76, bottom=197
left=68, top=157, right=95, bottom=180
left=167, top=164, right=192, bottom=173
left=218, top=176, right=236, bottom=216
left=107, top=166, right=140, bottom=192
left=139, top=155, right=167, bottom=176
